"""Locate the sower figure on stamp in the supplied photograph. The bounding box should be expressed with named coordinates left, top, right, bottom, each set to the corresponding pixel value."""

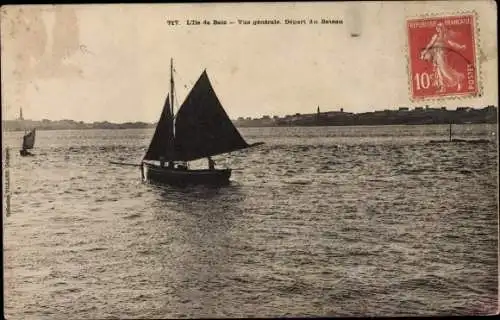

left=420, top=22, right=466, bottom=93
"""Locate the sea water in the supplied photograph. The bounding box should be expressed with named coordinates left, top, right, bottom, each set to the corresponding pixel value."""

left=3, top=124, right=498, bottom=318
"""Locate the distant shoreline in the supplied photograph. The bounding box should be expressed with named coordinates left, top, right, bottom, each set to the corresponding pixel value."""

left=1, top=122, right=497, bottom=132
left=3, top=105, right=497, bottom=131
left=234, top=106, right=498, bottom=128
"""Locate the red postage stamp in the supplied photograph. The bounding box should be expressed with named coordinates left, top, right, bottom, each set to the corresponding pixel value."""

left=406, top=13, right=479, bottom=100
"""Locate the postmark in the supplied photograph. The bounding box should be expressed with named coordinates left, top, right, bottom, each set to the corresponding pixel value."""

left=406, top=13, right=479, bottom=100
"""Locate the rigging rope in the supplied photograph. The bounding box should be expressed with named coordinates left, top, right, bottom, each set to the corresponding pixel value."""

left=172, top=67, right=195, bottom=113
left=173, top=68, right=195, bottom=90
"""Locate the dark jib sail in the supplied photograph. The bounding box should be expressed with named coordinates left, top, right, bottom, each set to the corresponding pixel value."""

left=173, top=71, right=252, bottom=161
left=22, top=129, right=36, bottom=150
left=143, top=95, right=174, bottom=161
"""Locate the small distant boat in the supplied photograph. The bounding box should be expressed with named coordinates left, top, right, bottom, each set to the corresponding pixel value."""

left=20, top=128, right=36, bottom=156
left=141, top=59, right=263, bottom=186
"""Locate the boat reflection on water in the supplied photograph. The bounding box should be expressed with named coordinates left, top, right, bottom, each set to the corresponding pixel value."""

left=145, top=182, right=246, bottom=315
left=149, top=180, right=245, bottom=212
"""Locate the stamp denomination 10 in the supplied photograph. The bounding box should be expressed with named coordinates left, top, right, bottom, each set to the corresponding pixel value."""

left=407, top=14, right=478, bottom=100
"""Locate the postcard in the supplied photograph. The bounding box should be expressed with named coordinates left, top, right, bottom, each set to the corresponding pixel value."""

left=2, top=2, right=498, bottom=319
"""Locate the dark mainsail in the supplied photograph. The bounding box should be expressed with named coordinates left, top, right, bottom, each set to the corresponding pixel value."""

left=173, top=71, right=251, bottom=161
left=143, top=95, right=174, bottom=161
left=22, top=129, right=36, bottom=150
left=143, top=67, right=261, bottom=164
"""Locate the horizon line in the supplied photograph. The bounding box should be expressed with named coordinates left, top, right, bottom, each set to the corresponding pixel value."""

left=4, top=105, right=498, bottom=123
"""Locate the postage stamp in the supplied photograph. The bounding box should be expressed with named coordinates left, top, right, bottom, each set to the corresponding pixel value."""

left=406, top=13, right=479, bottom=100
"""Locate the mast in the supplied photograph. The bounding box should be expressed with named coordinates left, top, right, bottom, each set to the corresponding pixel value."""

left=449, top=121, right=452, bottom=142
left=170, top=58, right=174, bottom=126
left=170, top=58, right=175, bottom=164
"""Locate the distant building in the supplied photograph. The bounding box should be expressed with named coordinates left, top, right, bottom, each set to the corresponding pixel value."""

left=340, top=108, right=344, bottom=113
left=441, top=107, right=447, bottom=110
left=324, top=111, right=345, bottom=118
left=398, top=107, right=409, bottom=111
left=415, top=106, right=424, bottom=111
left=18, top=108, right=23, bottom=120
left=262, top=115, right=270, bottom=119
left=484, top=105, right=497, bottom=113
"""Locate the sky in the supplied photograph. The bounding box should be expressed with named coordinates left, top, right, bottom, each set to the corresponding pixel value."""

left=1, top=1, right=497, bottom=123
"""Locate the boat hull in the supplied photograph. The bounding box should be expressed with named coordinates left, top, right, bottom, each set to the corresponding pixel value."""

left=144, top=163, right=231, bottom=186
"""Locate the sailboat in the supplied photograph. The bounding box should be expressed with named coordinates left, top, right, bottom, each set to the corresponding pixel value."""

left=141, top=59, right=263, bottom=186
left=20, top=128, right=36, bottom=156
